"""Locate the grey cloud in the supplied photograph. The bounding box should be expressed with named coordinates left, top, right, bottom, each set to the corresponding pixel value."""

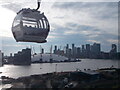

left=65, top=22, right=101, bottom=32
left=1, top=0, right=37, bottom=13
left=62, top=21, right=118, bottom=44
left=52, top=2, right=81, bottom=9
left=2, top=3, right=22, bottom=12
left=52, top=2, right=118, bottom=20
left=53, top=2, right=117, bottom=10
left=88, top=33, right=118, bottom=44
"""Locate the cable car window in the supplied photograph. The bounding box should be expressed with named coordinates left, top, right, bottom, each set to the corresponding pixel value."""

left=43, top=18, right=46, bottom=29
left=13, top=20, right=20, bottom=27
left=45, top=21, right=48, bottom=29
left=13, top=15, right=21, bottom=27
left=37, top=20, right=41, bottom=28
left=22, top=19, right=37, bottom=28
left=39, top=20, right=43, bottom=29
left=22, top=17, right=36, bottom=22
left=23, top=21, right=37, bottom=27
left=41, top=19, right=45, bottom=29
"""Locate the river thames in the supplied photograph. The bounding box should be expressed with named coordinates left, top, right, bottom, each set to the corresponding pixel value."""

left=0, top=59, right=119, bottom=78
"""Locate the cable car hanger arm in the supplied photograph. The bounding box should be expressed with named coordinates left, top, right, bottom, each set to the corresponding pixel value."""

left=36, top=0, right=41, bottom=11
left=17, top=0, right=41, bottom=14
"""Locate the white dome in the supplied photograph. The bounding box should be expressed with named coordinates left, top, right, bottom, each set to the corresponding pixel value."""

left=31, top=53, right=68, bottom=62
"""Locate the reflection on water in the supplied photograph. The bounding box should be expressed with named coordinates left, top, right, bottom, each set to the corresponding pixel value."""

left=0, top=84, right=12, bottom=89
left=0, top=59, right=119, bottom=78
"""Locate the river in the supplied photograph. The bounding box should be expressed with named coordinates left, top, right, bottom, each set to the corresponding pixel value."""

left=0, top=59, right=119, bottom=78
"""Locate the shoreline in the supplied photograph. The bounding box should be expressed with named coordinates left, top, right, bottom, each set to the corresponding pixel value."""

left=3, top=58, right=120, bottom=66
left=1, top=67, right=120, bottom=89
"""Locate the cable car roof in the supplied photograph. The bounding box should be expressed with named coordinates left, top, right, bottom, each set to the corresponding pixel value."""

left=18, top=9, right=45, bottom=20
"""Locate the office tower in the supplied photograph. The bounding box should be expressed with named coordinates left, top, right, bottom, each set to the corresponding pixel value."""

left=91, top=43, right=101, bottom=58
left=92, top=43, right=100, bottom=53
left=72, top=44, right=75, bottom=50
left=54, top=45, right=57, bottom=54
left=81, top=45, right=86, bottom=58
left=66, top=44, right=69, bottom=49
left=68, top=48, right=72, bottom=60
left=66, top=44, right=69, bottom=57
left=110, top=44, right=117, bottom=59
left=72, top=44, right=75, bottom=58
left=111, top=44, right=117, bottom=53
left=82, top=45, right=85, bottom=53
left=86, top=44, right=90, bottom=52
left=76, top=47, right=81, bottom=58
left=10, top=53, right=12, bottom=57
left=86, top=44, right=90, bottom=58
left=0, top=50, right=3, bottom=66
left=42, top=48, right=44, bottom=54
left=66, top=44, right=69, bottom=53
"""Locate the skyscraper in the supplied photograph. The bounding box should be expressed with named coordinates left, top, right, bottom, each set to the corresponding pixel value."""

left=82, top=45, right=85, bottom=53
left=91, top=43, right=101, bottom=58
left=86, top=44, right=90, bottom=58
left=76, top=47, right=81, bottom=58
left=72, top=44, right=75, bottom=58
left=0, top=50, right=3, bottom=66
left=86, top=44, right=90, bottom=52
left=110, top=44, right=117, bottom=59
left=42, top=48, right=44, bottom=54
left=66, top=44, right=69, bottom=50
left=81, top=45, right=85, bottom=58
left=54, top=45, right=57, bottom=54
left=66, top=44, right=69, bottom=57
left=111, top=44, right=117, bottom=53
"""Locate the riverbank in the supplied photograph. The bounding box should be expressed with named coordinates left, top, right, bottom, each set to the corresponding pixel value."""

left=1, top=67, right=120, bottom=89
left=32, top=59, right=82, bottom=64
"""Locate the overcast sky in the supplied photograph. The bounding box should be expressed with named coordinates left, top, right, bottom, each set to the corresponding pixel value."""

left=0, top=0, right=119, bottom=55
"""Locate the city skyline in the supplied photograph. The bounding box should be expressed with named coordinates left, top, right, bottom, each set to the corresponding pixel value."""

left=0, top=0, right=119, bottom=55
left=1, top=42, right=119, bottom=56
left=2, top=43, right=119, bottom=65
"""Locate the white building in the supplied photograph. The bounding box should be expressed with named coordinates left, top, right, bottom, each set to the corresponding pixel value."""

left=32, top=53, right=69, bottom=62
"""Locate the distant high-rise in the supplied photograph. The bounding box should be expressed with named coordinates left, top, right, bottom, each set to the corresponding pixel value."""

left=86, top=44, right=90, bottom=52
left=0, top=50, right=3, bottom=66
left=42, top=48, right=44, bottom=54
left=54, top=45, right=57, bottom=54
left=111, top=44, right=117, bottom=53
left=91, top=43, right=101, bottom=58
left=92, top=43, right=101, bottom=53
left=76, top=47, right=81, bottom=58
left=66, top=44, right=69, bottom=57
left=66, top=44, right=69, bottom=49
left=72, top=44, right=75, bottom=58
left=82, top=45, right=85, bottom=53
left=72, top=44, right=74, bottom=49
left=86, top=44, right=90, bottom=58
left=81, top=45, right=86, bottom=58
left=10, top=53, right=12, bottom=57
left=68, top=48, right=72, bottom=60
left=109, top=44, right=117, bottom=59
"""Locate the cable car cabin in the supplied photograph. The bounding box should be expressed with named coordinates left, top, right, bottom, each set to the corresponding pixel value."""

left=12, top=8, right=50, bottom=43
